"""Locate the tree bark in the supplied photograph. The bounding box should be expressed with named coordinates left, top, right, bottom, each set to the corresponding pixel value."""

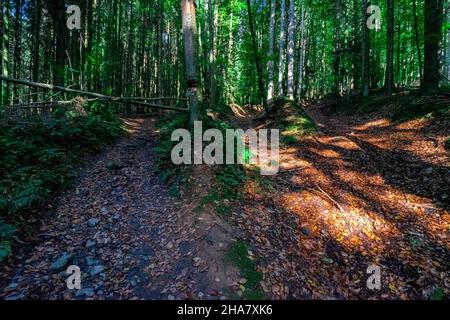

left=208, top=0, right=219, bottom=108
left=385, top=0, right=394, bottom=95
left=421, top=0, right=444, bottom=94
left=446, top=4, right=450, bottom=81
left=47, top=0, right=67, bottom=87
left=412, top=0, right=423, bottom=85
left=333, top=0, right=342, bottom=96
left=361, top=0, right=370, bottom=97
left=181, top=0, right=202, bottom=126
left=286, top=0, right=296, bottom=100
left=297, top=3, right=306, bottom=102
left=0, top=0, right=3, bottom=105
left=267, top=0, right=276, bottom=105
left=278, top=0, right=286, bottom=97
left=3, top=0, right=10, bottom=103
left=13, top=0, right=21, bottom=102
left=31, top=0, right=41, bottom=102
left=246, top=0, right=267, bottom=109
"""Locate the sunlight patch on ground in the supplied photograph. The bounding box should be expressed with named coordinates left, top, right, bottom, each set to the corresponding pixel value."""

left=352, top=118, right=390, bottom=131
left=279, top=191, right=398, bottom=254
left=310, top=148, right=341, bottom=158
left=320, top=136, right=361, bottom=151
left=123, top=118, right=145, bottom=135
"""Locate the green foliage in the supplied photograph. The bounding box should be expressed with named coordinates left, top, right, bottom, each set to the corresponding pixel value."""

left=333, top=95, right=396, bottom=114
left=392, top=97, right=450, bottom=122
left=0, top=114, right=124, bottom=219
left=216, top=165, right=246, bottom=200
left=278, top=100, right=317, bottom=144
left=430, top=287, right=447, bottom=300
left=445, top=138, right=450, bottom=151
left=225, top=240, right=264, bottom=300
left=0, top=218, right=17, bottom=262
left=154, top=113, right=189, bottom=193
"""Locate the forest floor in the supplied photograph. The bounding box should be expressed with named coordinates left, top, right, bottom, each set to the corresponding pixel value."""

left=232, top=99, right=450, bottom=299
left=0, top=117, right=241, bottom=300
left=0, top=100, right=449, bottom=300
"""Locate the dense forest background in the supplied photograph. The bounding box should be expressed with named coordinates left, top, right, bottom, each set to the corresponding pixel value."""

left=1, top=0, right=450, bottom=301
left=1, top=0, right=449, bottom=110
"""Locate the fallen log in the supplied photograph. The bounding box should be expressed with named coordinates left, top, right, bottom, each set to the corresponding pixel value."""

left=0, top=76, right=189, bottom=112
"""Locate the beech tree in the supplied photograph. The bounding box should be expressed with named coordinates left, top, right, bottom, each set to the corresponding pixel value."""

left=421, top=0, right=444, bottom=94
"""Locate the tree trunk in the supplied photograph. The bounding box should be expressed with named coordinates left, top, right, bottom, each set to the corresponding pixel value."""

left=48, top=0, right=66, bottom=87
left=286, top=0, right=296, bottom=100
left=0, top=0, right=3, bottom=105
left=3, top=0, right=10, bottom=103
left=421, top=0, right=444, bottom=94
left=181, top=0, right=202, bottom=126
left=208, top=0, right=219, bottom=108
left=226, top=1, right=234, bottom=103
left=267, top=0, right=276, bottom=105
left=246, top=0, right=267, bottom=109
left=396, top=5, right=401, bottom=87
left=297, top=3, right=306, bottom=102
left=446, top=5, right=450, bottom=81
left=352, top=0, right=360, bottom=90
left=278, top=0, right=286, bottom=97
left=13, top=0, right=21, bottom=102
left=385, top=0, right=394, bottom=95
left=361, top=0, right=370, bottom=97
left=333, top=0, right=342, bottom=96
left=412, top=0, right=423, bottom=85
left=31, top=0, right=41, bottom=102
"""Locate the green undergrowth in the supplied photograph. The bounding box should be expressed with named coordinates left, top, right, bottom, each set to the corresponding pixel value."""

left=331, top=93, right=450, bottom=122
left=332, top=94, right=398, bottom=114
left=275, top=99, right=317, bottom=146
left=0, top=113, right=124, bottom=262
left=225, top=240, right=264, bottom=300
left=391, top=96, right=450, bottom=122
left=154, top=113, right=190, bottom=196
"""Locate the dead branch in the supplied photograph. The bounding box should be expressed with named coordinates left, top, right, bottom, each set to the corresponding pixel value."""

left=311, top=184, right=345, bottom=212
left=0, top=76, right=189, bottom=112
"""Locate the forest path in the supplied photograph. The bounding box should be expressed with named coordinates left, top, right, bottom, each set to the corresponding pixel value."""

left=0, top=117, right=238, bottom=300
left=233, top=101, right=450, bottom=299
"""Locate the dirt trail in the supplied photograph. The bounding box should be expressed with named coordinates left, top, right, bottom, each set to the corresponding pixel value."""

left=233, top=102, right=449, bottom=299
left=0, top=117, right=238, bottom=300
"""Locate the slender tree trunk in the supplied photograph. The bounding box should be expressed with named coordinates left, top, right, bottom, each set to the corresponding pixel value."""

left=445, top=1, right=450, bottom=82
left=333, top=0, right=342, bottom=96
left=182, top=0, right=202, bottom=126
left=208, top=0, right=218, bottom=108
left=226, top=1, right=234, bottom=103
left=267, top=0, right=276, bottom=104
left=30, top=0, right=41, bottom=103
left=396, top=5, right=402, bottom=87
left=361, top=0, right=370, bottom=97
left=0, top=0, right=3, bottom=105
left=286, top=0, right=296, bottom=100
left=421, top=0, right=444, bottom=94
left=48, top=0, right=66, bottom=87
left=278, top=0, right=286, bottom=97
left=246, top=0, right=267, bottom=109
left=385, top=0, right=394, bottom=95
left=413, top=0, right=423, bottom=85
left=352, top=0, right=360, bottom=90
left=3, top=0, right=10, bottom=103
left=13, top=0, right=22, bottom=102
left=297, top=3, right=306, bottom=102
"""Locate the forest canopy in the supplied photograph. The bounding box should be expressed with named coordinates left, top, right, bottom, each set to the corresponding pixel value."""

left=0, top=0, right=449, bottom=112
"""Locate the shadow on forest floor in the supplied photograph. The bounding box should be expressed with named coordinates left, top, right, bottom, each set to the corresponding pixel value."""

left=232, top=101, right=450, bottom=299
